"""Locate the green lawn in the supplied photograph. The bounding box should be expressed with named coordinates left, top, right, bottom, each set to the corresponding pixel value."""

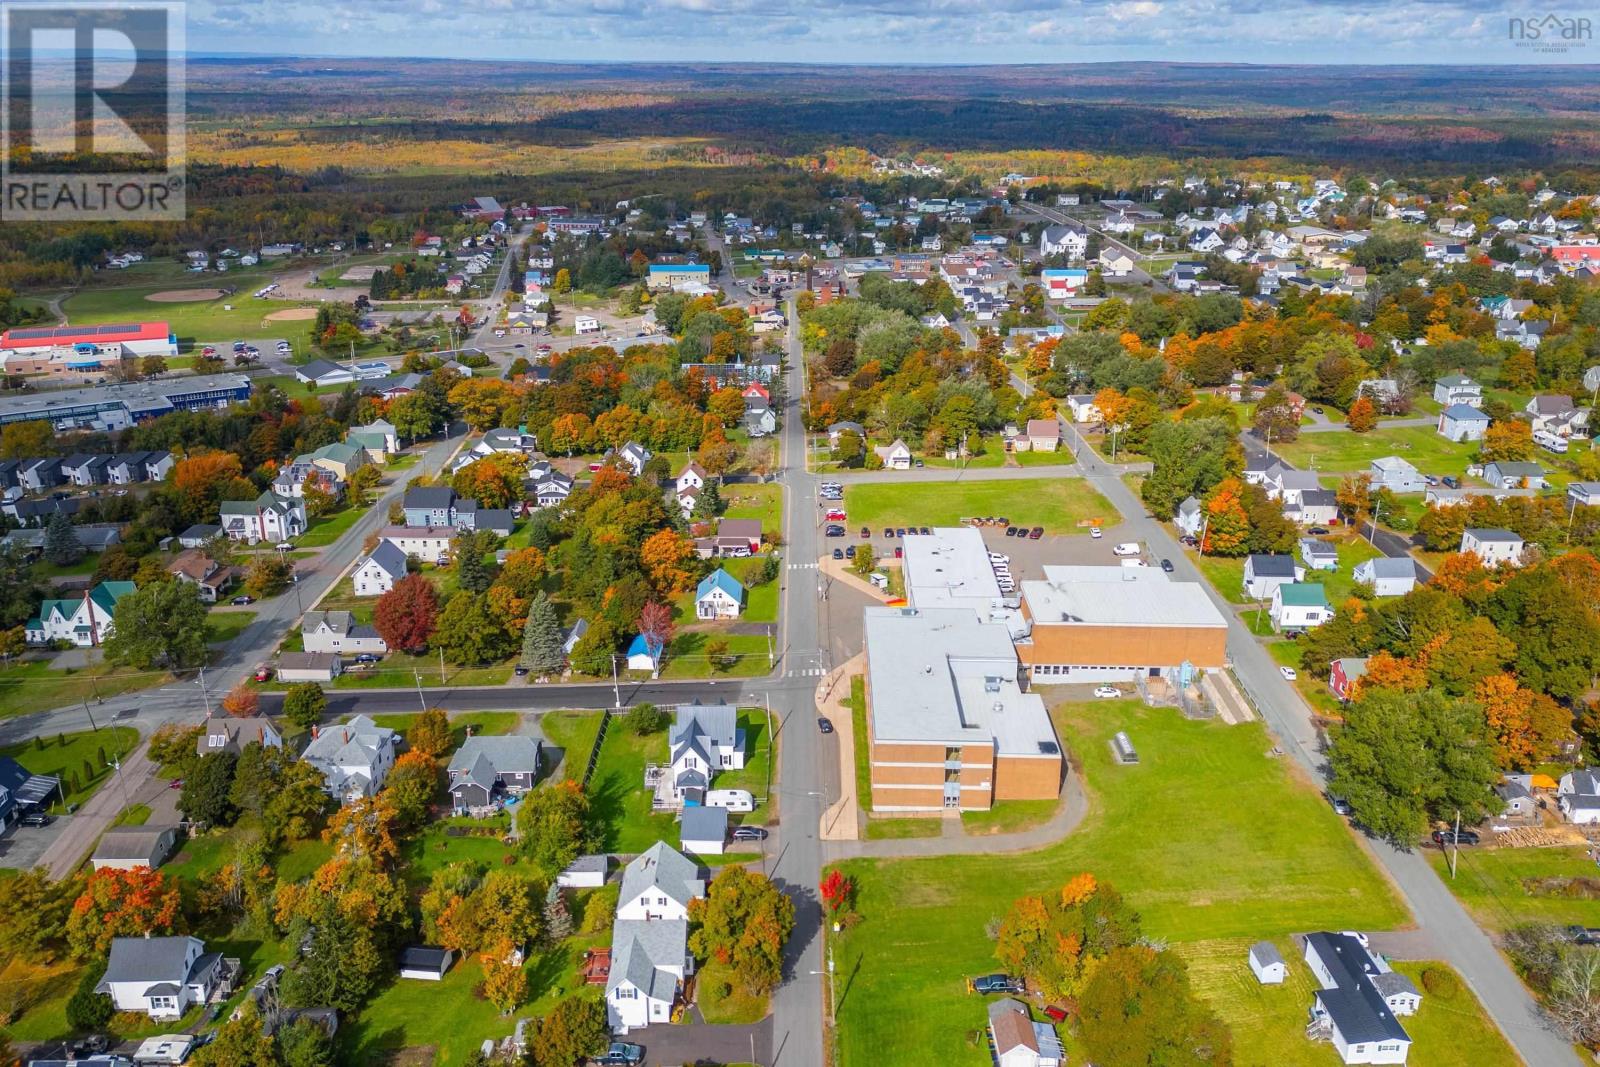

left=1300, top=536, right=1385, bottom=605
left=1175, top=940, right=1516, bottom=1067
left=829, top=701, right=1408, bottom=1067
left=298, top=505, right=367, bottom=548
left=253, top=373, right=359, bottom=399
left=30, top=555, right=99, bottom=579
left=165, top=827, right=331, bottom=887
left=1427, top=844, right=1600, bottom=932
left=205, top=609, right=257, bottom=646
left=696, top=959, right=768, bottom=1024
left=0, top=657, right=170, bottom=720
left=658, top=632, right=770, bottom=679
left=541, top=709, right=607, bottom=783
left=111, top=803, right=151, bottom=827
left=1275, top=425, right=1478, bottom=479
left=1, top=726, right=138, bottom=809
left=843, top=478, right=1114, bottom=532
left=722, top=483, right=783, bottom=538
left=847, top=675, right=871, bottom=812
left=332, top=654, right=512, bottom=690
left=60, top=277, right=321, bottom=347
left=1191, top=552, right=1248, bottom=604
left=863, top=818, right=943, bottom=840
left=959, top=799, right=1057, bottom=836
left=368, top=711, right=520, bottom=749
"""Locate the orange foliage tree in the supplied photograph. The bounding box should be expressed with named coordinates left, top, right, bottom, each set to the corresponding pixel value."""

left=66, top=867, right=182, bottom=958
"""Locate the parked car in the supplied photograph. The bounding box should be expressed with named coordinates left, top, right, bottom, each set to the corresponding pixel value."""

left=1442, top=476, right=1460, bottom=489
left=1566, top=925, right=1600, bottom=945
left=1308, top=527, right=1330, bottom=536
left=1093, top=686, right=1120, bottom=699
left=1005, top=526, right=1019, bottom=537
left=19, top=812, right=52, bottom=827
left=514, top=666, right=530, bottom=676
left=894, top=546, right=903, bottom=558
left=1312, top=406, right=1325, bottom=414
left=895, top=527, right=906, bottom=537
left=860, top=527, right=871, bottom=539
left=969, top=974, right=1024, bottom=995
left=1431, top=828, right=1481, bottom=847
left=231, top=595, right=255, bottom=606
left=354, top=653, right=381, bottom=664
left=825, top=509, right=846, bottom=522
left=1279, top=666, right=1297, bottom=680
left=825, top=525, right=845, bottom=537
left=882, top=527, right=894, bottom=539
left=832, top=548, right=843, bottom=560
left=1327, top=793, right=1352, bottom=816
left=817, top=717, right=834, bottom=734
left=1090, top=527, right=1104, bottom=539
left=731, top=826, right=769, bottom=842
left=593, top=1043, right=645, bottom=1067
left=1029, top=526, right=1044, bottom=539
left=845, top=545, right=856, bottom=559
left=919, top=527, right=931, bottom=536
left=1112, top=542, right=1141, bottom=557
left=1160, top=558, right=1174, bottom=572
left=254, top=664, right=272, bottom=682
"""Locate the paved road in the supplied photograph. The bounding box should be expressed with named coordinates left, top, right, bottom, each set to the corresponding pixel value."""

left=1017, top=379, right=1575, bottom=1067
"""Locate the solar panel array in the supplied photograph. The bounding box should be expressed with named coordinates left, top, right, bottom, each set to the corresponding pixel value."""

left=5, top=323, right=151, bottom=341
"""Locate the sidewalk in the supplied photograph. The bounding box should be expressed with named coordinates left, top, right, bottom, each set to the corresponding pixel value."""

left=40, top=732, right=154, bottom=878
left=817, top=654, right=863, bottom=842
left=825, top=772, right=1088, bottom=861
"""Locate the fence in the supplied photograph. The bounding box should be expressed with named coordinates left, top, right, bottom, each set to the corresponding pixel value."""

left=579, top=709, right=612, bottom=789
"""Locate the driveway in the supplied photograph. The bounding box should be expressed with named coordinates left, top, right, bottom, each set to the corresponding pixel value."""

left=632, top=1016, right=771, bottom=1066
left=0, top=814, right=73, bottom=869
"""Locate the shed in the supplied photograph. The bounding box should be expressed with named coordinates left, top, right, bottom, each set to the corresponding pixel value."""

left=680, top=805, right=728, bottom=856
left=397, top=946, right=454, bottom=981
left=276, top=652, right=342, bottom=683
left=1111, top=731, right=1139, bottom=765
left=1249, top=941, right=1286, bottom=985
left=92, top=824, right=181, bottom=871
left=556, top=854, right=610, bottom=889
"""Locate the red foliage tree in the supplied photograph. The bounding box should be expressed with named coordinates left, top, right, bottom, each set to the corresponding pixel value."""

left=820, top=870, right=853, bottom=918
left=374, top=574, right=440, bottom=654
left=637, top=601, right=675, bottom=652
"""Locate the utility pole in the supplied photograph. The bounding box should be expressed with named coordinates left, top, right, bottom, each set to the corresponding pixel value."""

left=1450, top=809, right=1461, bottom=880
left=81, top=698, right=99, bottom=732
left=611, top=655, right=622, bottom=709
left=197, top=666, right=214, bottom=718
left=413, top=669, right=426, bottom=712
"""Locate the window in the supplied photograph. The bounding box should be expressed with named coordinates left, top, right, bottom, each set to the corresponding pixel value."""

left=615, top=987, right=635, bottom=1000
left=658, top=896, right=667, bottom=906
left=208, top=735, right=223, bottom=748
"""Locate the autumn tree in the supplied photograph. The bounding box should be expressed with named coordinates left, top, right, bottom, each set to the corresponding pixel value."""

left=433, top=591, right=516, bottom=665
left=640, top=529, right=696, bottom=597
left=1346, top=394, right=1378, bottom=432
left=1078, top=945, right=1233, bottom=1067
left=480, top=939, right=528, bottom=1014
left=708, top=387, right=746, bottom=426
left=1482, top=418, right=1534, bottom=462
left=452, top=452, right=525, bottom=510
left=993, top=873, right=1142, bottom=1000
left=67, top=867, right=182, bottom=958
left=820, top=869, right=854, bottom=920
left=0, top=868, right=75, bottom=962
left=374, top=574, right=439, bottom=653
left=636, top=601, right=674, bottom=657
left=385, top=751, right=440, bottom=830
left=242, top=554, right=293, bottom=600
left=447, top=378, right=522, bottom=432
left=173, top=451, right=257, bottom=526
left=408, top=707, right=452, bottom=757
left=688, top=865, right=796, bottom=996
left=532, top=994, right=608, bottom=1067
left=1201, top=477, right=1251, bottom=557
left=190, top=1011, right=279, bottom=1067
left=321, top=795, right=402, bottom=868
left=221, top=682, right=259, bottom=719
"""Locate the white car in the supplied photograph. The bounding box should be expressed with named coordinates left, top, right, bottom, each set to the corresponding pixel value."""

left=1112, top=542, right=1141, bottom=557
left=1093, top=686, right=1120, bottom=699
left=1090, top=527, right=1104, bottom=539
left=1279, top=666, right=1298, bottom=681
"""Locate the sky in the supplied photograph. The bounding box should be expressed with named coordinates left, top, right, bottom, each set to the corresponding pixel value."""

left=185, top=0, right=1597, bottom=65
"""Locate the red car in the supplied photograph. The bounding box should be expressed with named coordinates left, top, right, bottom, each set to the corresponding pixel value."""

left=825, top=509, right=846, bottom=522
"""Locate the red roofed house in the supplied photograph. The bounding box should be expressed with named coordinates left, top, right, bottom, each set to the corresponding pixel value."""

left=1553, top=245, right=1600, bottom=266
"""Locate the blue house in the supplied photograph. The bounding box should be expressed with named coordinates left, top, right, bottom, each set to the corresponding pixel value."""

left=626, top=634, right=664, bottom=673
left=695, top=569, right=745, bottom=620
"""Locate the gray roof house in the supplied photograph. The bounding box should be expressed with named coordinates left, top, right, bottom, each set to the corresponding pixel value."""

left=1352, top=557, right=1420, bottom=597
left=301, top=610, right=389, bottom=655
left=1303, top=931, right=1418, bottom=1063
left=617, top=841, right=705, bottom=922
left=679, top=805, right=728, bottom=856
left=1244, top=554, right=1302, bottom=600
left=447, top=735, right=543, bottom=814
left=1299, top=538, right=1338, bottom=571
left=96, top=936, right=223, bottom=1019
left=606, top=917, right=692, bottom=1032
left=198, top=714, right=283, bottom=757
left=1369, top=456, right=1425, bottom=494
left=91, top=824, right=181, bottom=871
left=1483, top=461, right=1548, bottom=490
left=301, top=714, right=400, bottom=803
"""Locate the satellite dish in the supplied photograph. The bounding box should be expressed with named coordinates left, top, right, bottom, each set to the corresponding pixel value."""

left=1584, top=366, right=1600, bottom=394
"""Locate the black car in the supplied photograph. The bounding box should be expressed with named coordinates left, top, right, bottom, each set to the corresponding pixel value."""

left=353, top=653, right=382, bottom=664
left=1004, top=526, right=1018, bottom=537
left=732, top=826, right=769, bottom=842
left=1442, top=475, right=1460, bottom=489
left=832, top=548, right=844, bottom=559
left=514, top=666, right=530, bottom=677
left=1308, top=527, right=1330, bottom=536
left=1160, top=558, right=1175, bottom=572
left=231, top=594, right=255, bottom=605
left=883, top=528, right=894, bottom=539
left=895, top=527, right=906, bottom=537
left=818, top=717, right=834, bottom=733
left=825, top=525, right=845, bottom=537
left=920, top=527, right=931, bottom=536
left=1567, top=925, right=1600, bottom=945
left=20, top=812, right=52, bottom=828
left=1431, top=828, right=1481, bottom=847
left=1312, top=406, right=1325, bottom=414
left=845, top=545, right=856, bottom=558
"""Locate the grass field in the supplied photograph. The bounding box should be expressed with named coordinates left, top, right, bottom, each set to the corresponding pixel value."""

left=829, top=701, right=1407, bottom=1067
left=1275, top=425, right=1478, bottom=479
left=368, top=710, right=520, bottom=749
left=658, top=631, right=771, bottom=679
left=1427, top=843, right=1600, bottom=932
left=0, top=657, right=169, bottom=720
left=1174, top=941, right=1517, bottom=1067
left=1, top=726, right=138, bottom=808
left=205, top=609, right=257, bottom=646
left=843, top=478, right=1114, bottom=532
left=1301, top=537, right=1385, bottom=605
left=722, top=483, right=783, bottom=538
left=298, top=505, right=367, bottom=548
left=60, top=276, right=322, bottom=348
left=541, top=709, right=607, bottom=783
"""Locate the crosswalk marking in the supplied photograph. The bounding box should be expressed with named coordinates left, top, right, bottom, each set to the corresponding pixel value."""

left=788, top=562, right=819, bottom=570
left=786, top=667, right=826, bottom=677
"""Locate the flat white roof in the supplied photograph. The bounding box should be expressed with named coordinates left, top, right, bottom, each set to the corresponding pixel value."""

left=1023, top=566, right=1226, bottom=629
left=864, top=606, right=1057, bottom=756
left=901, top=527, right=1026, bottom=635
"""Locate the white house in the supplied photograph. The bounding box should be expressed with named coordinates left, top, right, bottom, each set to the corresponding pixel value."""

left=607, top=842, right=707, bottom=1031
left=352, top=540, right=408, bottom=596
left=1368, top=456, right=1425, bottom=494
left=300, top=714, right=400, bottom=803
left=398, top=947, right=454, bottom=982
left=1099, top=249, right=1136, bottom=276
left=694, top=569, right=744, bottom=620
left=658, top=703, right=746, bottom=809
left=1483, top=461, right=1548, bottom=490
left=1244, top=554, right=1302, bottom=600
left=1175, top=496, right=1203, bottom=538
left=96, top=936, right=222, bottom=1020
left=679, top=805, right=728, bottom=856
left=1436, top=404, right=1490, bottom=442
left=1024, top=418, right=1060, bottom=452
left=301, top=610, right=389, bottom=656
left=988, top=997, right=1064, bottom=1067
left=613, top=441, right=652, bottom=476
left=378, top=525, right=455, bottom=564
left=1526, top=395, right=1589, bottom=438
left=25, top=580, right=134, bottom=647
left=1304, top=931, right=1417, bottom=1065
left=219, top=492, right=306, bottom=545
left=1460, top=528, right=1524, bottom=567
left=1559, top=770, right=1600, bottom=825
left=1249, top=941, right=1287, bottom=985
left=1432, top=374, right=1483, bottom=408
left=1271, top=583, right=1332, bottom=632
left=874, top=438, right=913, bottom=470
left=674, top=462, right=708, bottom=497
left=1353, top=557, right=1419, bottom=597
left=1038, top=223, right=1087, bottom=259
left=1299, top=538, right=1338, bottom=572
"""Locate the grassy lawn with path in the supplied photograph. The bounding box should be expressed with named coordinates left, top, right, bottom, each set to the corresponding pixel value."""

left=1426, top=843, right=1600, bottom=932
left=828, top=700, right=1408, bottom=1067
left=1275, top=425, right=1478, bottom=479
left=1, top=726, right=138, bottom=808
left=843, top=478, right=1114, bottom=532
left=60, top=275, right=322, bottom=346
